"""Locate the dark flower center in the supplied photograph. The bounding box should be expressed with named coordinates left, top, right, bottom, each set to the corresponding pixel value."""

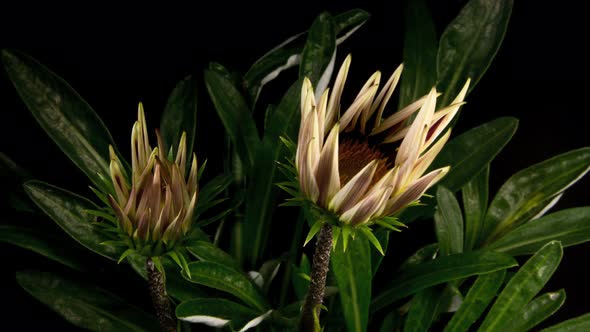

left=338, top=137, right=393, bottom=186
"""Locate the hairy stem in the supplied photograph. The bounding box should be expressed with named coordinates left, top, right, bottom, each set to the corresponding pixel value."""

left=299, top=223, right=333, bottom=332
left=147, top=257, right=176, bottom=332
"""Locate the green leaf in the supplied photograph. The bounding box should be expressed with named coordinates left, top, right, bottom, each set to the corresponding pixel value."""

left=186, top=261, right=268, bottom=312
left=176, top=298, right=271, bottom=331
left=242, top=82, right=301, bottom=266
left=0, top=225, right=86, bottom=270
left=371, top=229, right=390, bottom=276
left=509, top=289, right=566, bottom=332
left=539, top=312, right=590, bottom=332
left=292, top=254, right=311, bottom=300
left=399, top=243, right=439, bottom=271
left=431, top=117, right=518, bottom=192
left=2, top=49, right=116, bottom=193
left=436, top=0, right=513, bottom=106
left=488, top=207, right=590, bottom=255
left=434, top=186, right=464, bottom=256
left=304, top=221, right=323, bottom=246
left=160, top=75, right=197, bottom=162
left=462, top=164, right=489, bottom=250
left=331, top=235, right=371, bottom=332
left=23, top=180, right=121, bottom=260
left=398, top=0, right=437, bottom=109
left=204, top=65, right=260, bottom=168
left=360, top=226, right=384, bottom=255
left=482, top=148, right=590, bottom=244
left=194, top=174, right=233, bottom=222
left=479, top=241, right=563, bottom=332
left=404, top=287, right=444, bottom=332
left=187, top=240, right=240, bottom=271
left=371, top=250, right=516, bottom=313
left=443, top=269, right=506, bottom=332
left=299, top=12, right=336, bottom=93
left=16, top=270, right=158, bottom=332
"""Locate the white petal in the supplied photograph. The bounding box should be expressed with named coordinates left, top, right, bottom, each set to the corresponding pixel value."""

left=340, top=185, right=393, bottom=225
left=410, top=130, right=452, bottom=181
left=339, top=85, right=379, bottom=131
left=387, top=167, right=449, bottom=215
left=372, top=93, right=434, bottom=135
left=299, top=138, right=320, bottom=202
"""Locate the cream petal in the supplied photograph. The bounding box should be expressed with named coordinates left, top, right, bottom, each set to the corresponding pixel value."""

left=372, top=93, right=434, bottom=135
left=316, top=124, right=340, bottom=206
left=395, top=88, right=437, bottom=184
left=187, top=153, right=199, bottom=197
left=108, top=195, right=133, bottom=235
left=181, top=192, right=198, bottom=234
left=341, top=185, right=393, bottom=226
left=326, top=55, right=351, bottom=131
left=316, top=88, right=330, bottom=143
left=300, top=78, right=315, bottom=117
left=387, top=167, right=449, bottom=215
left=371, top=63, right=403, bottom=131
left=299, top=138, right=320, bottom=202
left=109, top=159, right=129, bottom=207
left=328, top=160, right=377, bottom=213
left=339, top=85, right=379, bottom=131
left=296, top=109, right=318, bottom=170
left=410, top=130, right=451, bottom=181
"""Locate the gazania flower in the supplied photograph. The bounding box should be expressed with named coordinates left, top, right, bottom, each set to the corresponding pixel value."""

left=107, top=103, right=199, bottom=251
left=296, top=55, right=469, bottom=228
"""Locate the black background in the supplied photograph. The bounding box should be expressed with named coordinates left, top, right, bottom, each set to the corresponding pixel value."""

left=2, top=0, right=589, bottom=330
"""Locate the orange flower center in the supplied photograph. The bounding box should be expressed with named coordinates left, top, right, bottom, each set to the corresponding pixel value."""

left=338, top=138, right=392, bottom=186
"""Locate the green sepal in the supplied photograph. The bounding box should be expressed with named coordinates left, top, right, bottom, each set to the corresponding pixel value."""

left=117, top=248, right=135, bottom=264
left=168, top=250, right=192, bottom=279
left=360, top=226, right=385, bottom=255
left=304, top=221, right=323, bottom=246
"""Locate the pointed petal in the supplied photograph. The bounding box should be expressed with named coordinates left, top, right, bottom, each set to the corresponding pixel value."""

left=181, top=191, right=198, bottom=234
left=411, top=130, right=451, bottom=181
left=326, top=54, right=351, bottom=130
left=316, top=88, right=330, bottom=144
left=395, top=88, right=437, bottom=185
left=109, top=159, right=129, bottom=207
left=108, top=195, right=133, bottom=235
left=137, top=102, right=151, bottom=163
left=423, top=79, right=470, bottom=148
left=371, top=63, right=403, bottom=130
left=299, top=138, right=320, bottom=202
left=387, top=167, right=449, bottom=215
left=372, top=93, right=435, bottom=135
left=339, top=85, right=379, bottom=131
left=155, top=128, right=168, bottom=162
left=175, top=132, right=188, bottom=177
left=316, top=124, right=341, bottom=206
left=187, top=153, right=199, bottom=197
left=357, top=71, right=381, bottom=134
left=340, top=185, right=393, bottom=226
left=154, top=186, right=173, bottom=241
left=328, top=160, right=377, bottom=213
left=300, top=77, right=315, bottom=117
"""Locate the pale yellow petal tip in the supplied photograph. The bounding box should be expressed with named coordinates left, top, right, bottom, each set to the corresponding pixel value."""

left=137, top=102, right=146, bottom=120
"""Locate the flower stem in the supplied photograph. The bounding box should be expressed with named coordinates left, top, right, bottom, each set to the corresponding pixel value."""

left=147, top=257, right=176, bottom=332
left=299, top=223, right=333, bottom=332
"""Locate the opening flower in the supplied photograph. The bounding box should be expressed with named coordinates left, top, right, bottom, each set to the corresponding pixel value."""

left=296, top=55, right=469, bottom=228
left=107, top=103, right=199, bottom=254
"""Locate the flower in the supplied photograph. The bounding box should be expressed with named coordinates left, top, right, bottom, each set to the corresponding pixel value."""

left=107, top=103, right=199, bottom=250
left=296, top=55, right=469, bottom=227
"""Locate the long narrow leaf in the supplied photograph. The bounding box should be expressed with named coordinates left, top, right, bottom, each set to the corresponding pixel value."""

left=160, top=75, right=197, bottom=162
left=176, top=298, right=270, bottom=331
left=204, top=66, right=260, bottom=169
left=509, top=289, right=566, bottom=332
left=331, top=235, right=371, bottom=332
left=488, top=207, right=590, bottom=256
left=371, top=251, right=516, bottom=313
left=540, top=312, right=590, bottom=332
left=434, top=186, right=464, bottom=256
left=462, top=164, right=489, bottom=250
left=437, top=0, right=513, bottom=106
left=0, top=225, right=86, bottom=270
left=16, top=270, right=158, bottom=332
left=404, top=287, right=443, bottom=332
left=186, top=261, right=269, bottom=312
left=2, top=50, right=116, bottom=193
left=23, top=180, right=121, bottom=260
left=299, top=12, right=336, bottom=96
left=478, top=241, right=563, bottom=332
left=443, top=269, right=506, bottom=332
left=482, top=148, right=590, bottom=244
left=398, top=0, right=437, bottom=109
left=431, top=117, right=518, bottom=192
